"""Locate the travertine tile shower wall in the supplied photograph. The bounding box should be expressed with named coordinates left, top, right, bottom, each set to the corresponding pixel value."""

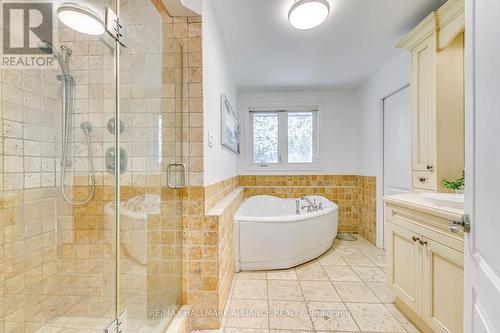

left=1, top=64, right=62, bottom=331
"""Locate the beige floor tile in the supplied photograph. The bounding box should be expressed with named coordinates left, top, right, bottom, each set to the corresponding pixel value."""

left=342, top=255, right=376, bottom=267
left=333, top=282, right=379, bottom=303
left=236, top=271, right=267, bottom=280
left=318, top=251, right=349, bottom=266
left=269, top=301, right=313, bottom=330
left=295, top=262, right=329, bottom=281
left=358, top=245, right=386, bottom=256
left=308, top=301, right=360, bottom=332
left=269, top=331, right=313, bottom=333
left=224, top=329, right=269, bottom=333
left=366, top=282, right=396, bottom=304
left=233, top=279, right=268, bottom=299
left=34, top=328, right=65, bottom=333
left=346, top=303, right=405, bottom=332
left=268, top=280, right=304, bottom=301
left=384, top=304, right=421, bottom=333
left=225, top=299, right=269, bottom=329
left=300, top=280, right=342, bottom=302
left=351, top=267, right=385, bottom=282
left=267, top=269, right=297, bottom=280
left=220, top=238, right=417, bottom=333
left=322, top=266, right=361, bottom=282
left=332, top=245, right=362, bottom=256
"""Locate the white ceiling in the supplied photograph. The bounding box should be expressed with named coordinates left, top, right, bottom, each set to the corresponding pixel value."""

left=210, top=0, right=446, bottom=89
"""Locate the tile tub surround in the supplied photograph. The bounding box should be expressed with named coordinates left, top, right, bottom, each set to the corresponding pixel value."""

left=217, top=237, right=419, bottom=333
left=181, top=185, right=243, bottom=329
left=204, top=176, right=239, bottom=212
left=360, top=176, right=377, bottom=244
left=239, top=175, right=377, bottom=243
left=185, top=174, right=378, bottom=329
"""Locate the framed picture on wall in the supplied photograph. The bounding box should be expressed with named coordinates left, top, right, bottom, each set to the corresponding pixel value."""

left=221, top=94, right=240, bottom=154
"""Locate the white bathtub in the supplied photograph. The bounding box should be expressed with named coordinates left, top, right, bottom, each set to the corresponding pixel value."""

left=234, top=195, right=338, bottom=271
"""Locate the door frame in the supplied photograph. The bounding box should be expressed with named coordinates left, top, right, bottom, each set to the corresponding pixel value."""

left=378, top=83, right=410, bottom=249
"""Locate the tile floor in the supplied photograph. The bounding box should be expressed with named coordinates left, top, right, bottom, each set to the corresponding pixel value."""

left=33, top=316, right=170, bottom=333
left=212, top=236, right=420, bottom=333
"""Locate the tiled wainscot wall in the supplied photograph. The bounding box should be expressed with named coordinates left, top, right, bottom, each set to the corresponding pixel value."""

left=240, top=175, right=377, bottom=243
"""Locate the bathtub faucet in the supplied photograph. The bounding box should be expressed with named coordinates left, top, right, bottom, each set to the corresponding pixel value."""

left=301, top=196, right=320, bottom=212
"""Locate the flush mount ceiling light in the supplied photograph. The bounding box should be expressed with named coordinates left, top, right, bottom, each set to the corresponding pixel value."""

left=58, top=3, right=105, bottom=36
left=288, top=0, right=330, bottom=30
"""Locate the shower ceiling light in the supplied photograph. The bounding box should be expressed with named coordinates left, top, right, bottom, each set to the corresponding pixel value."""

left=288, top=0, right=330, bottom=30
left=58, top=3, right=105, bottom=36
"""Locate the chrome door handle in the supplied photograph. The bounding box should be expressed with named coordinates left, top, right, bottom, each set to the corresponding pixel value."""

left=448, top=214, right=471, bottom=233
left=167, top=162, right=187, bottom=189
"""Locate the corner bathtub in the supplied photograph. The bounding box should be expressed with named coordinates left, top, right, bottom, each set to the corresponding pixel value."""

left=234, top=195, right=338, bottom=271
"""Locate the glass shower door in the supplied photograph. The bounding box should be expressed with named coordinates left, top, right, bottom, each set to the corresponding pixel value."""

left=0, top=0, right=119, bottom=331
left=115, top=0, right=184, bottom=331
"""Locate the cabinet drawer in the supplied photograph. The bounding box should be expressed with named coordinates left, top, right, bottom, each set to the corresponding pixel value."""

left=413, top=171, right=436, bottom=190
left=387, top=204, right=464, bottom=253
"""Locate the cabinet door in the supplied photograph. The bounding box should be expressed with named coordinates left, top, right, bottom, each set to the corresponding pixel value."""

left=411, top=34, right=437, bottom=171
left=422, top=238, right=464, bottom=333
left=386, top=222, right=423, bottom=315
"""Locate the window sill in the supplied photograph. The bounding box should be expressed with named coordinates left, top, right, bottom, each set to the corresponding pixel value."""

left=244, top=165, right=323, bottom=172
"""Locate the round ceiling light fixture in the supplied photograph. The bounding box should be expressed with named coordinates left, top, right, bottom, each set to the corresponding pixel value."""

left=288, top=0, right=330, bottom=30
left=57, top=3, right=105, bottom=36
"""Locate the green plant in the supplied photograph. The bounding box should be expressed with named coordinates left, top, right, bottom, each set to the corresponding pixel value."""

left=442, top=171, right=465, bottom=191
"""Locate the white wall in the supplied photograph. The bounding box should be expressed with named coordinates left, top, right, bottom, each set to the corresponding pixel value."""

left=357, top=52, right=411, bottom=247
left=202, top=0, right=238, bottom=185
left=237, top=89, right=362, bottom=175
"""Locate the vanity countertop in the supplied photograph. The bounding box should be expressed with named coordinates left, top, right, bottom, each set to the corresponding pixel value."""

left=383, top=192, right=464, bottom=219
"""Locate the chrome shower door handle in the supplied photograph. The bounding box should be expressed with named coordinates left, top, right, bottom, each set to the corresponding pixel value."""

left=167, top=162, right=187, bottom=189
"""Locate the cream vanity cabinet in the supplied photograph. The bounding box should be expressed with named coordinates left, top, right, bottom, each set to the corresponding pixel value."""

left=397, top=0, right=465, bottom=192
left=385, top=197, right=464, bottom=333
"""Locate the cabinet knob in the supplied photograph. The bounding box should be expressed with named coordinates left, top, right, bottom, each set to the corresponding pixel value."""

left=419, top=177, right=427, bottom=183
left=412, top=236, right=420, bottom=242
left=426, top=165, right=433, bottom=170
left=419, top=239, right=428, bottom=246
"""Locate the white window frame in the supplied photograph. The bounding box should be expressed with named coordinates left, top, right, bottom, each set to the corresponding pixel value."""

left=247, top=105, right=321, bottom=170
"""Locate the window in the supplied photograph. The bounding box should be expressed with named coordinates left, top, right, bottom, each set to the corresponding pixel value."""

left=249, top=107, right=319, bottom=169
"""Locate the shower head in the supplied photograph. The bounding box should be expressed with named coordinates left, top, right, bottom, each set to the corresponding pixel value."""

left=58, top=3, right=105, bottom=36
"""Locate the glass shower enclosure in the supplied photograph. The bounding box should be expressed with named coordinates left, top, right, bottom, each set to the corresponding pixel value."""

left=0, top=0, right=185, bottom=331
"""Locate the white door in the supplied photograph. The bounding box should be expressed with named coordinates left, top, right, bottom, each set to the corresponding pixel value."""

left=464, top=0, right=500, bottom=332
left=383, top=86, right=412, bottom=196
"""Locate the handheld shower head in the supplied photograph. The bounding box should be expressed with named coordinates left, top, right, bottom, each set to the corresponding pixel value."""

left=38, top=41, right=73, bottom=77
